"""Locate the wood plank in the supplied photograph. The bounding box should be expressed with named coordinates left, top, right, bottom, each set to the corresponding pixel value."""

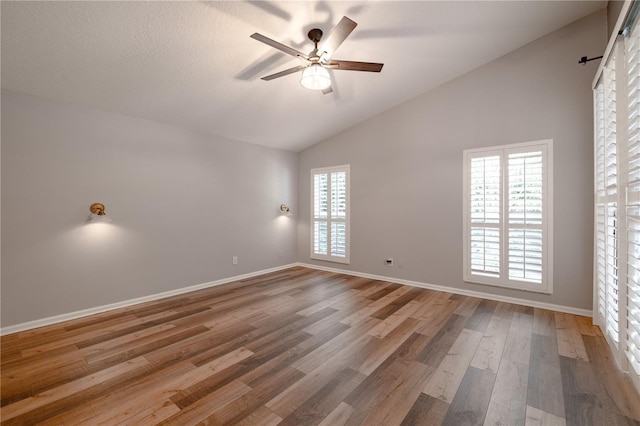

left=365, top=283, right=403, bottom=300
left=465, top=299, right=498, bottom=332
left=342, top=332, right=434, bottom=414
left=502, top=310, right=534, bottom=365
left=234, top=405, right=283, bottom=426
left=356, top=317, right=421, bottom=375
left=440, top=366, right=496, bottom=425
left=359, top=360, right=432, bottom=425
left=415, top=297, right=465, bottom=338
left=318, top=402, right=355, bottom=426
left=265, top=338, right=366, bottom=418
left=409, top=291, right=453, bottom=320
left=370, top=288, right=425, bottom=320
left=415, top=314, right=468, bottom=368
left=367, top=300, right=423, bottom=339
left=158, top=379, right=252, bottom=425
left=453, top=295, right=482, bottom=317
left=345, top=356, right=420, bottom=419
left=339, top=286, right=413, bottom=327
left=483, top=359, right=529, bottom=426
left=423, top=328, right=483, bottom=403
left=400, top=393, right=450, bottom=426
left=277, top=367, right=366, bottom=426
left=527, top=333, right=565, bottom=418
left=469, top=315, right=510, bottom=374
left=292, top=316, right=379, bottom=374
left=104, top=399, right=180, bottom=425
left=525, top=405, right=566, bottom=426
left=302, top=299, right=372, bottom=335
left=532, top=308, right=557, bottom=337
left=555, top=312, right=589, bottom=361
left=202, top=366, right=305, bottom=424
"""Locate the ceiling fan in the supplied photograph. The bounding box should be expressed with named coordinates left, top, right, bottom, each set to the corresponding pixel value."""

left=250, top=16, right=384, bottom=94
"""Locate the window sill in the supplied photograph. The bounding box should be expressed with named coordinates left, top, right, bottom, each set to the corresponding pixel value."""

left=464, top=275, right=552, bottom=295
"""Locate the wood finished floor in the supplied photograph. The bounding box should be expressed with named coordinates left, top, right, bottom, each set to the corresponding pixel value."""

left=2, top=267, right=640, bottom=426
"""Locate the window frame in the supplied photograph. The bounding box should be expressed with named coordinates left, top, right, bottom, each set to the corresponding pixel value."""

left=310, top=164, right=350, bottom=264
left=463, top=139, right=554, bottom=294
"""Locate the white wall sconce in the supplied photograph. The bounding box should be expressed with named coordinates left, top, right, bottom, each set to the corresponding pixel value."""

left=280, top=204, right=291, bottom=215
left=87, top=202, right=112, bottom=223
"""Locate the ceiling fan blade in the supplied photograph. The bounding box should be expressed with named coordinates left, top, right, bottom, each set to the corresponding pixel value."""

left=260, top=65, right=306, bottom=81
left=250, top=33, right=309, bottom=60
left=318, top=16, right=357, bottom=60
left=327, top=60, right=384, bottom=72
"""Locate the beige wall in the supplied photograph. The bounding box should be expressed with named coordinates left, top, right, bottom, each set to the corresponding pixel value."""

left=1, top=90, right=298, bottom=327
left=297, top=10, right=607, bottom=311
left=608, top=1, right=625, bottom=37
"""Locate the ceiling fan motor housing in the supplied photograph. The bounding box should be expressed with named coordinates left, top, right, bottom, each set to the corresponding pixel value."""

left=308, top=29, right=323, bottom=44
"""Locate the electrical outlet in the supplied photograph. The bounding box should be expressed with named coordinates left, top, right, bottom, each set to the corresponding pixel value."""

left=233, top=256, right=238, bottom=265
left=385, top=258, right=393, bottom=266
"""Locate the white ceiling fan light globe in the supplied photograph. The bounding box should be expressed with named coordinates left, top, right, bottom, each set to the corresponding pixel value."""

left=300, top=65, right=331, bottom=91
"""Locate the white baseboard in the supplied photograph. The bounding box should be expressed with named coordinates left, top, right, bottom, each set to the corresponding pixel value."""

left=296, top=263, right=593, bottom=318
left=0, top=263, right=298, bottom=336
left=2, top=261, right=592, bottom=336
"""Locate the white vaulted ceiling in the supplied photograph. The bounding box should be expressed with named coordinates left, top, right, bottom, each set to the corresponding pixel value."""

left=1, top=1, right=606, bottom=152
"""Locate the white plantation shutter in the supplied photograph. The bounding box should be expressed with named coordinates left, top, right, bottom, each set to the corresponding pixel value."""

left=606, top=203, right=620, bottom=345
left=311, top=165, right=350, bottom=263
left=625, top=16, right=640, bottom=380
left=313, top=173, right=328, bottom=255
left=464, top=140, right=552, bottom=293
left=595, top=54, right=620, bottom=348
left=597, top=204, right=607, bottom=320
left=606, top=58, right=619, bottom=201
left=593, top=4, right=640, bottom=393
left=596, top=83, right=608, bottom=321
left=469, top=155, right=501, bottom=276
left=507, top=150, right=544, bottom=282
left=606, top=53, right=620, bottom=346
left=330, top=171, right=347, bottom=257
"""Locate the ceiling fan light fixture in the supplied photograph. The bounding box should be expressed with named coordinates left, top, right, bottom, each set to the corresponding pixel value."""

left=300, top=64, right=331, bottom=91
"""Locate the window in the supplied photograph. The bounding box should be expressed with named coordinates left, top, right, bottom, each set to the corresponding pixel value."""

left=311, top=165, right=350, bottom=263
left=593, top=2, right=640, bottom=393
left=463, top=140, right=553, bottom=293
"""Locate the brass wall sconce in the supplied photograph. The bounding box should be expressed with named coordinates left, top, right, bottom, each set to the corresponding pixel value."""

left=88, top=202, right=112, bottom=223
left=280, top=204, right=291, bottom=214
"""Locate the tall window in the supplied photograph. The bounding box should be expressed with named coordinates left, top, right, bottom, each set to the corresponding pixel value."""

left=463, top=140, right=553, bottom=294
left=311, top=165, right=350, bottom=263
left=594, top=3, right=640, bottom=392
